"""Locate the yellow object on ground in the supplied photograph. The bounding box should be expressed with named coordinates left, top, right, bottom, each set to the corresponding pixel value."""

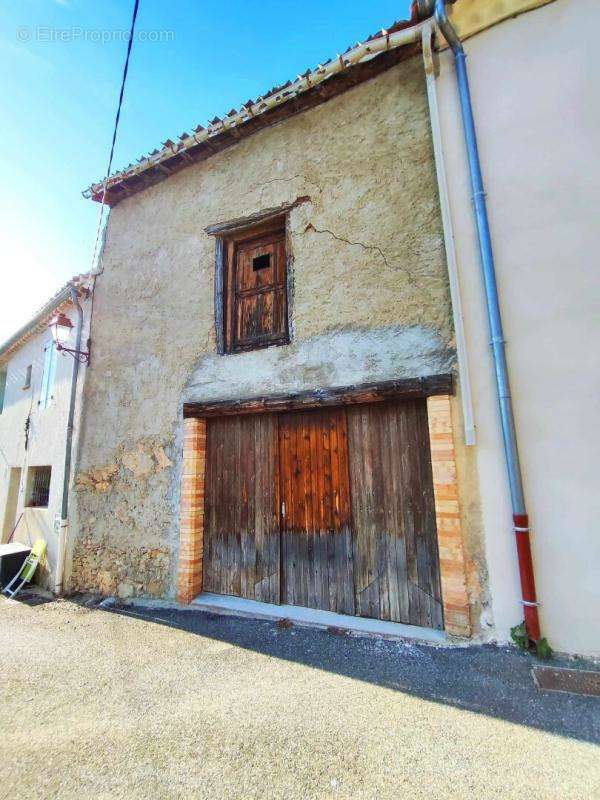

left=1, top=539, right=46, bottom=598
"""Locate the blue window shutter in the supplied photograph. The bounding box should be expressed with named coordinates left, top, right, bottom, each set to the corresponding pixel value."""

left=40, top=342, right=56, bottom=409
left=49, top=343, right=57, bottom=398
left=0, top=370, right=6, bottom=414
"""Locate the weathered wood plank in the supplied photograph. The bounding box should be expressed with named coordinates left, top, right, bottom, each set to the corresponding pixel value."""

left=385, top=407, right=409, bottom=622
left=347, top=399, right=443, bottom=629
left=408, top=401, right=429, bottom=626
left=214, top=237, right=225, bottom=355
left=348, top=405, right=379, bottom=619
left=224, top=239, right=236, bottom=354
left=203, top=414, right=279, bottom=601
left=239, top=416, right=254, bottom=598
left=372, top=406, right=390, bottom=621
left=278, top=408, right=353, bottom=614
left=398, top=401, right=421, bottom=624
left=226, top=416, right=239, bottom=596
left=331, top=412, right=355, bottom=615
left=253, top=414, right=280, bottom=603
left=184, top=374, right=453, bottom=418
left=278, top=417, right=294, bottom=607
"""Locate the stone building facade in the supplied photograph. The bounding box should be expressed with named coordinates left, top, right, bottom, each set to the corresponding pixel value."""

left=70, top=37, right=486, bottom=635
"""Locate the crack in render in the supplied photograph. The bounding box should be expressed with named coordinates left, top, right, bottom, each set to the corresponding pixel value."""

left=247, top=174, right=323, bottom=204
left=302, top=223, right=416, bottom=285
left=252, top=174, right=303, bottom=190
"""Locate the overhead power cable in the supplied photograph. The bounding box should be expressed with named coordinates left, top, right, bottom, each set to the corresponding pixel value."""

left=90, top=0, right=140, bottom=272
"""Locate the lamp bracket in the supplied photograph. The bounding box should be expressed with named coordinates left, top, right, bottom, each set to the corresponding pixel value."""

left=57, top=343, right=90, bottom=364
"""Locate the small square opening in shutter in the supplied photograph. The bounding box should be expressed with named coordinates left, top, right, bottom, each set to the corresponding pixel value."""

left=252, top=253, right=270, bottom=271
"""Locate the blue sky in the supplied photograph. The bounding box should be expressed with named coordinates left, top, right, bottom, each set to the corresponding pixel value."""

left=0, top=0, right=413, bottom=342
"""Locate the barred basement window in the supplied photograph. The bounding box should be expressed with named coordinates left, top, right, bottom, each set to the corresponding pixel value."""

left=27, top=466, right=52, bottom=508
left=215, top=217, right=289, bottom=354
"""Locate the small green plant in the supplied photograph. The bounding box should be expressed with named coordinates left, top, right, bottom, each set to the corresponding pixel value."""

left=535, top=637, right=553, bottom=660
left=510, top=621, right=553, bottom=659
left=510, top=622, right=529, bottom=651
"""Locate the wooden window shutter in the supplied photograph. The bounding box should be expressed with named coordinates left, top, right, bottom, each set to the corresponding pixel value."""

left=222, top=222, right=289, bottom=353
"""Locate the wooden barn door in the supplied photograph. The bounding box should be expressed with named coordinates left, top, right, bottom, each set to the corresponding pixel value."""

left=202, top=398, right=443, bottom=629
left=278, top=409, right=355, bottom=615
left=346, top=400, right=444, bottom=629
left=203, top=414, right=280, bottom=603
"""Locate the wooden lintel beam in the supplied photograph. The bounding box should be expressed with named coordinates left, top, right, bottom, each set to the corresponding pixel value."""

left=205, top=197, right=309, bottom=237
left=183, top=373, right=453, bottom=418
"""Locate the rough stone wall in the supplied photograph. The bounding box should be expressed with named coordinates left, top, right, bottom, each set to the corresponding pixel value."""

left=70, top=438, right=173, bottom=598
left=70, top=56, right=480, bottom=606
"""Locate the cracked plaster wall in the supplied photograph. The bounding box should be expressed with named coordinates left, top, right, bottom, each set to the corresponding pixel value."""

left=70, top=56, right=484, bottom=612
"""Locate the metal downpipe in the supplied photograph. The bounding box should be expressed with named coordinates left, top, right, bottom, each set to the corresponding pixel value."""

left=430, top=0, right=540, bottom=642
left=55, top=285, right=84, bottom=596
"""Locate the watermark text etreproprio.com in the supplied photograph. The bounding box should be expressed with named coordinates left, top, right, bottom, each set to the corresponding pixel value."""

left=16, top=26, right=174, bottom=44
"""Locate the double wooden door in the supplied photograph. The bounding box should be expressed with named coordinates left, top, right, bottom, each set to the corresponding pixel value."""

left=202, top=400, right=443, bottom=629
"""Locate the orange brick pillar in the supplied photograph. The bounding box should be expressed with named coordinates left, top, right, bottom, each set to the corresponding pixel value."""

left=426, top=395, right=471, bottom=637
left=178, top=417, right=207, bottom=604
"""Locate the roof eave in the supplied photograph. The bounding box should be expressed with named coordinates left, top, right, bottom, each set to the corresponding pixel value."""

left=84, top=19, right=425, bottom=207
left=0, top=277, right=90, bottom=364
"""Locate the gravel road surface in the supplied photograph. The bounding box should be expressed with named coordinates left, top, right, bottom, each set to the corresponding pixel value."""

left=1, top=594, right=598, bottom=799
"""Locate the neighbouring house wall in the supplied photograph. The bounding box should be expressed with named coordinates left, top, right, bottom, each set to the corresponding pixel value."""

left=436, top=0, right=600, bottom=655
left=449, top=0, right=557, bottom=41
left=70, top=55, right=487, bottom=627
left=0, top=300, right=90, bottom=588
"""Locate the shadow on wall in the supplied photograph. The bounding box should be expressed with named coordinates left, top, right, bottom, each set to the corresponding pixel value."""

left=100, top=601, right=599, bottom=746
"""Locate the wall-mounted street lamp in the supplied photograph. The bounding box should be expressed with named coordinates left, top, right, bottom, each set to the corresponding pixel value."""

left=49, top=312, right=90, bottom=364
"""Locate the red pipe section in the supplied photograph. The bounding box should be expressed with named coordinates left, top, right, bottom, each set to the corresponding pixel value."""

left=513, top=514, right=540, bottom=642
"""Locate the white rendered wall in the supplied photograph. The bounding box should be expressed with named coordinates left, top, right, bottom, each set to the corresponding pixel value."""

left=436, top=0, right=600, bottom=655
left=0, top=299, right=89, bottom=587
